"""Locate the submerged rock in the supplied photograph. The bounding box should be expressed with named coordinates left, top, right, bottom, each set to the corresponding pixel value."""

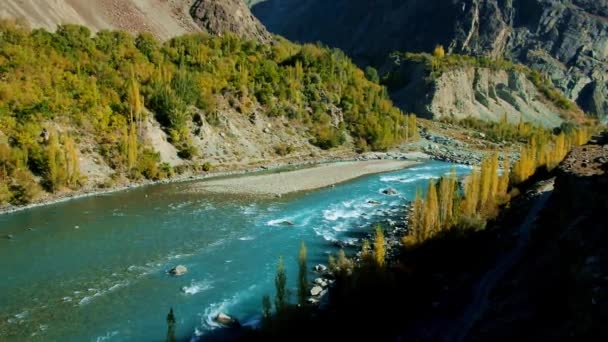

left=314, top=264, right=328, bottom=273
left=367, top=200, right=381, bottom=205
left=169, top=265, right=188, bottom=276
left=215, top=312, right=240, bottom=328
left=310, top=286, right=323, bottom=296
left=279, top=220, right=295, bottom=226
left=314, top=278, right=329, bottom=288
left=382, top=188, right=399, bottom=196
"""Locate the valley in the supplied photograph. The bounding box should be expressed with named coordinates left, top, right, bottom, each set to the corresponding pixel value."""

left=0, top=1, right=605, bottom=341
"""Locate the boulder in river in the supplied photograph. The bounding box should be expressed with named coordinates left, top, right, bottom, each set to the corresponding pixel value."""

left=382, top=188, right=399, bottom=196
left=169, top=265, right=188, bottom=276
left=367, top=200, right=381, bottom=205
left=5, top=234, right=14, bottom=240
left=310, top=286, right=323, bottom=296
left=215, top=313, right=240, bottom=328
left=314, top=264, right=328, bottom=273
left=314, top=278, right=328, bottom=288
left=279, top=220, right=295, bottom=226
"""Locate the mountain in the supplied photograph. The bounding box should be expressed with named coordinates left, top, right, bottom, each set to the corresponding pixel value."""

left=0, top=0, right=199, bottom=40
left=249, top=0, right=608, bottom=122
left=0, top=0, right=272, bottom=43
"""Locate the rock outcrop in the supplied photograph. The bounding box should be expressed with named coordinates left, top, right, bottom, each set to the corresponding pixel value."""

left=391, top=62, right=565, bottom=126
left=249, top=0, right=608, bottom=121
left=190, top=0, right=271, bottom=43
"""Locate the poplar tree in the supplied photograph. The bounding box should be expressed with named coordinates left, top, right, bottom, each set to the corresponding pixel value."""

left=297, top=241, right=308, bottom=306
left=407, top=189, right=425, bottom=245
left=437, top=170, right=457, bottom=229
left=423, top=180, right=439, bottom=237
left=63, top=135, right=79, bottom=187
left=373, top=225, right=386, bottom=268
left=274, top=256, right=287, bottom=312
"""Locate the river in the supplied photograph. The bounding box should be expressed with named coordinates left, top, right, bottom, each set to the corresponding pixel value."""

left=0, top=161, right=471, bottom=341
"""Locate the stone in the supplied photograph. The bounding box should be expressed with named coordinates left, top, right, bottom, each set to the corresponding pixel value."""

left=5, top=234, right=14, bottom=240
left=314, top=278, right=328, bottom=288
left=279, top=220, right=295, bottom=226
left=263, top=127, right=271, bottom=134
left=382, top=188, right=399, bottom=196
left=169, top=265, right=187, bottom=276
left=314, top=264, right=328, bottom=273
left=310, top=286, right=323, bottom=296
left=367, top=200, right=381, bottom=205
left=215, top=313, right=240, bottom=328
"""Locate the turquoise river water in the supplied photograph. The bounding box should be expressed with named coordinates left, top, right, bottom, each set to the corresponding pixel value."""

left=0, top=161, right=471, bottom=341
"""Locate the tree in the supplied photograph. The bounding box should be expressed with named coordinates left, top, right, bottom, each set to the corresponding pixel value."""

left=406, top=189, right=425, bottom=245
left=423, top=180, right=439, bottom=237
left=364, top=66, right=380, bottom=83
left=166, top=308, right=176, bottom=342
left=63, top=135, right=80, bottom=188
left=262, top=295, right=272, bottom=323
left=437, top=170, right=457, bottom=229
left=275, top=256, right=287, bottom=312
left=297, top=241, right=308, bottom=306
left=433, top=45, right=445, bottom=59
left=373, top=225, right=386, bottom=268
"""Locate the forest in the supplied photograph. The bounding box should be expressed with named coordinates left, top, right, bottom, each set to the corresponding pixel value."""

left=0, top=20, right=417, bottom=205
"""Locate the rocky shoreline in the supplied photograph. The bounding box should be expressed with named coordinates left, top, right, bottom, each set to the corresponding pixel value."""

left=0, top=151, right=432, bottom=216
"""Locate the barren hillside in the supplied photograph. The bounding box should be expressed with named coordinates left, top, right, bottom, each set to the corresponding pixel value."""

left=0, top=0, right=200, bottom=39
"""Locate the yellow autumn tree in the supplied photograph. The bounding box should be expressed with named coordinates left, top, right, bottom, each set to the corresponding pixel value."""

left=437, top=169, right=457, bottom=229
left=433, top=45, right=446, bottom=59
left=373, top=225, right=386, bottom=268
left=63, top=135, right=80, bottom=188
left=423, top=180, right=440, bottom=238
left=405, top=189, right=425, bottom=246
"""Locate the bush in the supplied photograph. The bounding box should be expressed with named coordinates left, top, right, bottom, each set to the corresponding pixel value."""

left=202, top=162, right=212, bottom=172
left=274, top=143, right=294, bottom=156
left=178, top=145, right=197, bottom=160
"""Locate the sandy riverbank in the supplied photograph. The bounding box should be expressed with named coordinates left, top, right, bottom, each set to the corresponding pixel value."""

left=191, top=160, right=419, bottom=196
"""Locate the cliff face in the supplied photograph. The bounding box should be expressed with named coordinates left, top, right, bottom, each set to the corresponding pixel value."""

left=249, top=0, right=608, bottom=122
left=392, top=64, right=565, bottom=127
left=190, top=0, right=272, bottom=43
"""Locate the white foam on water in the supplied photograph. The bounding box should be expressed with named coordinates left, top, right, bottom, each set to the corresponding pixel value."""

left=380, top=173, right=437, bottom=184
left=95, top=330, right=119, bottom=342
left=14, top=311, right=28, bottom=319
left=182, top=280, right=214, bottom=295
left=240, top=204, right=259, bottom=216
left=238, top=236, right=255, bottom=241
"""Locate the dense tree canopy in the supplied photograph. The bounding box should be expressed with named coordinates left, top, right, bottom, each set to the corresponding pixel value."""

left=0, top=20, right=417, bottom=205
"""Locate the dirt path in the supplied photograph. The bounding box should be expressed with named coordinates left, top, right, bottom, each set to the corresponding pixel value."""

left=449, top=180, right=555, bottom=342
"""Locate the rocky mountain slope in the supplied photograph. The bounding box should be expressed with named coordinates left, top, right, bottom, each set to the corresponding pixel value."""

left=385, top=54, right=578, bottom=126
left=0, top=0, right=272, bottom=43
left=249, top=0, right=608, bottom=122
left=0, top=0, right=199, bottom=40
left=190, top=0, right=271, bottom=43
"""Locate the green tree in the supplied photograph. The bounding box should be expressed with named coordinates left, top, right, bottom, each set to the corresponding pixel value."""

left=274, top=256, right=287, bottom=312
left=297, top=241, right=308, bottom=306
left=166, top=308, right=176, bottom=342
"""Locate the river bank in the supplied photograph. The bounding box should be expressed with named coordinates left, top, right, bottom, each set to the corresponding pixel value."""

left=191, top=160, right=420, bottom=196
left=0, top=151, right=430, bottom=216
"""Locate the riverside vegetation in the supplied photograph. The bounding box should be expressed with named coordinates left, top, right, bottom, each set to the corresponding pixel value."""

left=239, top=122, right=594, bottom=340
left=0, top=20, right=418, bottom=206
